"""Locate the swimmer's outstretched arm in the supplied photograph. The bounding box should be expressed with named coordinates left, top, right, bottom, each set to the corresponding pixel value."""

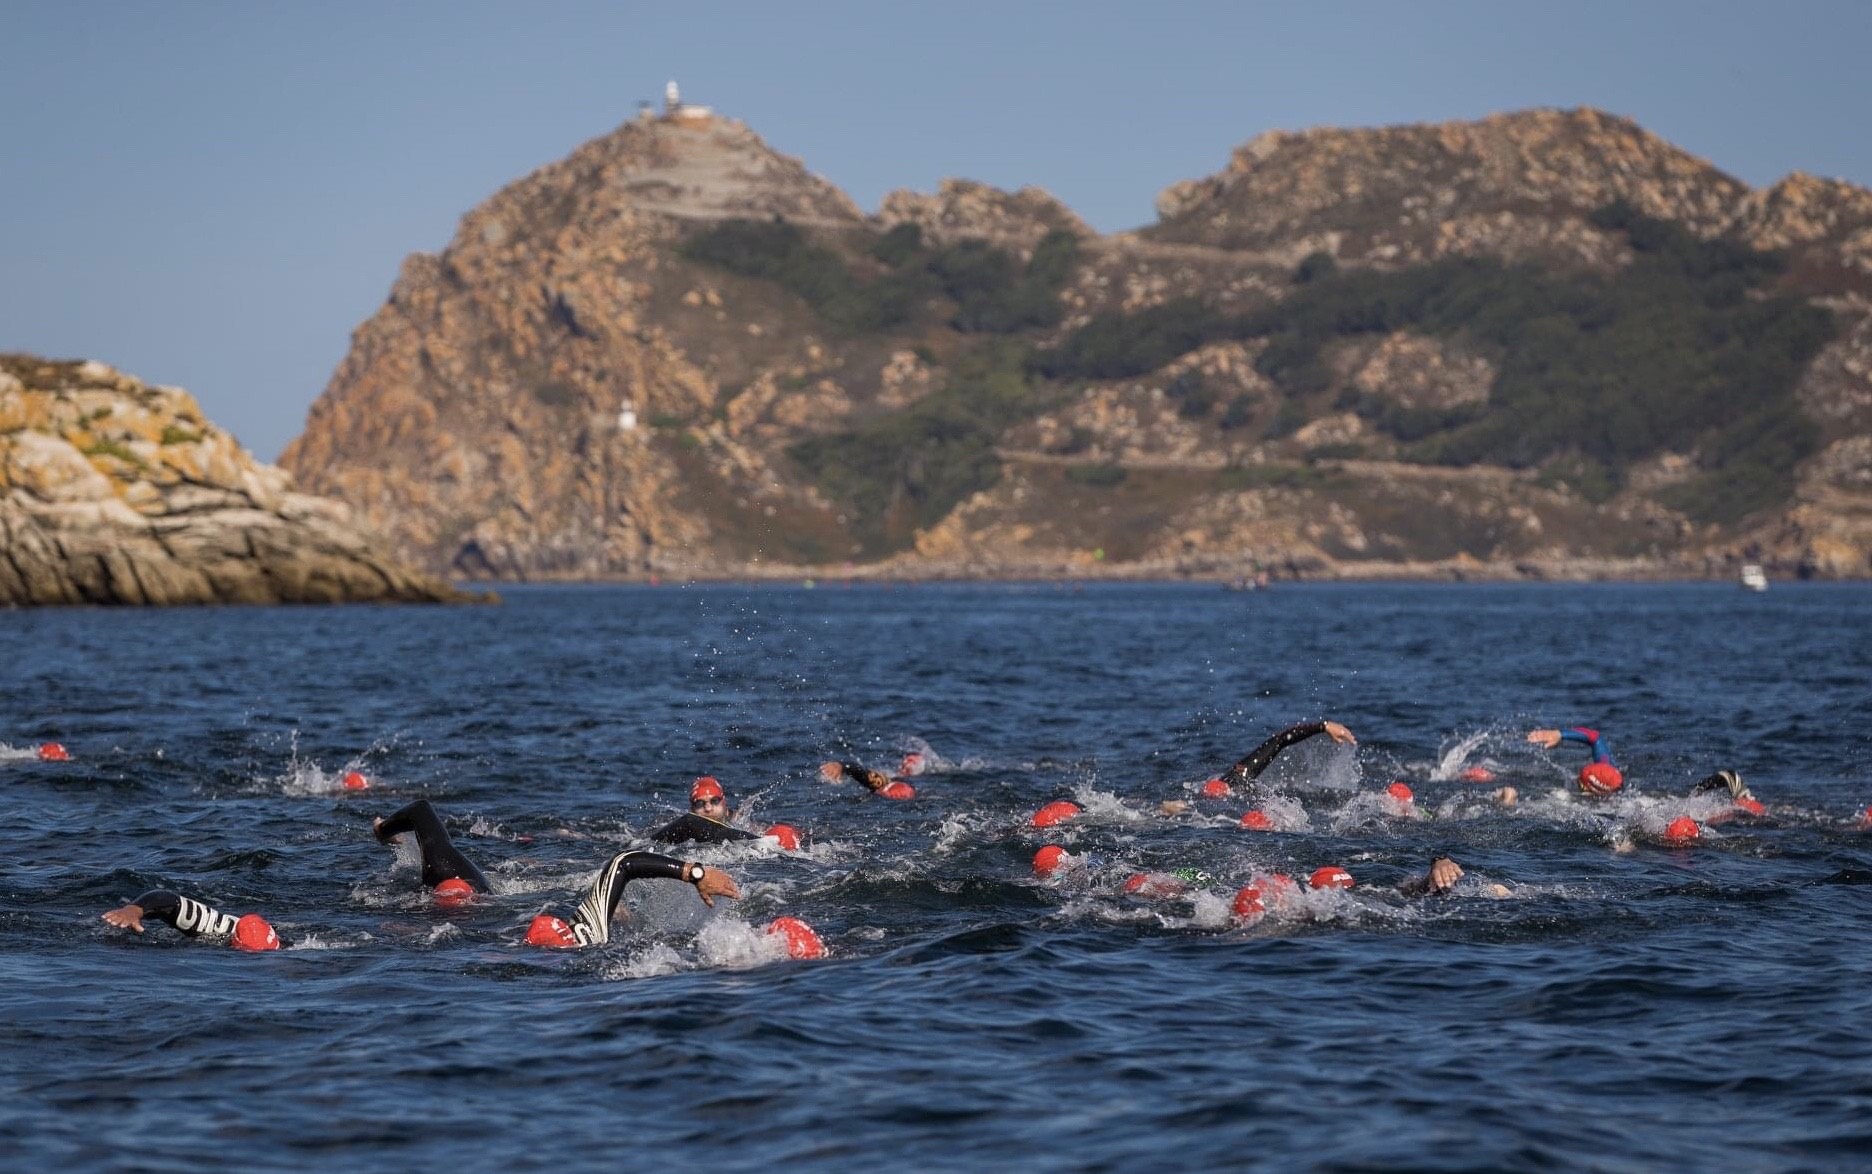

left=1223, top=720, right=1356, bottom=785
left=564, top=851, right=738, bottom=947
left=373, top=800, right=491, bottom=892
left=1528, top=727, right=1611, bottom=763
left=102, top=890, right=239, bottom=939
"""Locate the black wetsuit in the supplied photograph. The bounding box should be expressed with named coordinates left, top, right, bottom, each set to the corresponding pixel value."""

left=374, top=800, right=491, bottom=892
left=547, top=850, right=697, bottom=948
left=837, top=762, right=894, bottom=793
left=1221, top=722, right=1332, bottom=789
left=650, top=811, right=757, bottom=846
left=127, top=890, right=293, bottom=946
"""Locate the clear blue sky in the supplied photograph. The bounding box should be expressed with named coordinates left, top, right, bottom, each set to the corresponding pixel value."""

left=4, top=1, right=1868, bottom=460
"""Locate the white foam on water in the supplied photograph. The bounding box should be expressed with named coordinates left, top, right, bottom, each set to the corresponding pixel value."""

left=1070, top=787, right=1150, bottom=823
left=286, top=931, right=373, bottom=951
left=1260, top=794, right=1312, bottom=833
left=695, top=916, right=794, bottom=968
left=605, top=942, right=685, bottom=980
left=0, top=742, right=40, bottom=763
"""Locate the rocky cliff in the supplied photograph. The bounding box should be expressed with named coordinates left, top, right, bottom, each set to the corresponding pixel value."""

left=281, top=105, right=1872, bottom=581
left=0, top=355, right=473, bottom=605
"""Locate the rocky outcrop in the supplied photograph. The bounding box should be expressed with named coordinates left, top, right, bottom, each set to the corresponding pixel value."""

left=280, top=102, right=1872, bottom=583
left=0, top=356, right=472, bottom=605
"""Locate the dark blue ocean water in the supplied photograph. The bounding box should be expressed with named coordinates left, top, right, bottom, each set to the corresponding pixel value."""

left=3, top=583, right=1870, bottom=1171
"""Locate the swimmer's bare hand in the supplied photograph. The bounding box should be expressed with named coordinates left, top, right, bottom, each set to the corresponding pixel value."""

left=102, top=904, right=145, bottom=933
left=1323, top=721, right=1356, bottom=746
left=1158, top=800, right=1190, bottom=817
left=1527, top=729, right=1562, bottom=749
left=817, top=761, right=845, bottom=784
left=1492, top=786, right=1518, bottom=807
left=694, top=867, right=738, bottom=907
left=1428, top=857, right=1463, bottom=893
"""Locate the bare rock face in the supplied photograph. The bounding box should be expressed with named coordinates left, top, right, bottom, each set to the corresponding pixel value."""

left=1148, top=107, right=1744, bottom=266
left=0, top=356, right=472, bottom=605
left=877, top=179, right=1092, bottom=248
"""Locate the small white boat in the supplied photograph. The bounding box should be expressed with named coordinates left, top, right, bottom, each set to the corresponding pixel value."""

left=1740, top=564, right=1768, bottom=592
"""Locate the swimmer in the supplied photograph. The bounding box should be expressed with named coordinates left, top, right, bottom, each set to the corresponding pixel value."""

left=1396, top=855, right=1511, bottom=899
left=1161, top=720, right=1355, bottom=815
left=651, top=776, right=756, bottom=845
left=1527, top=726, right=1623, bottom=795
left=819, top=760, right=915, bottom=800
left=373, top=799, right=492, bottom=894
left=101, top=891, right=283, bottom=950
left=525, top=849, right=738, bottom=949
left=1694, top=770, right=1766, bottom=816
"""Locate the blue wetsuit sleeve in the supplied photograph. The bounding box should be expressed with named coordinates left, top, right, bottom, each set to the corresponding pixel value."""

left=1558, top=728, right=1612, bottom=764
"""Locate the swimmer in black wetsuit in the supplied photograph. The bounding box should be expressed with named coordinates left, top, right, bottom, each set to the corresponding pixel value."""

left=1395, top=855, right=1510, bottom=899
left=101, top=890, right=283, bottom=950
left=1161, top=720, right=1356, bottom=814
left=525, top=849, right=738, bottom=948
left=372, top=799, right=491, bottom=894
left=819, top=760, right=915, bottom=799
left=651, top=776, right=759, bottom=846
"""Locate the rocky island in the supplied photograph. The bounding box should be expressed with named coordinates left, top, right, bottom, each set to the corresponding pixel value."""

left=278, top=93, right=1872, bottom=582
left=1, top=355, right=474, bottom=605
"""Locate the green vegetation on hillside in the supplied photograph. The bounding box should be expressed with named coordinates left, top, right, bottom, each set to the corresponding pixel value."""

left=1035, top=203, right=1836, bottom=522
left=789, top=343, right=1050, bottom=554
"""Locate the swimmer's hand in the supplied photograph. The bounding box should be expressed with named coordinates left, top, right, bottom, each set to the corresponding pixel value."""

left=693, top=867, right=739, bottom=908
left=1158, top=800, right=1191, bottom=817
left=1427, top=857, right=1464, bottom=894
left=372, top=816, right=402, bottom=845
left=1527, top=729, right=1562, bottom=749
left=102, top=904, right=146, bottom=933
left=1492, top=786, right=1518, bottom=808
left=1323, top=721, right=1356, bottom=746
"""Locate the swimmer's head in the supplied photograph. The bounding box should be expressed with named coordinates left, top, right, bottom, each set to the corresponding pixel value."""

left=1231, top=885, right=1266, bottom=920
left=1030, top=800, right=1082, bottom=829
left=37, top=742, right=71, bottom=762
left=525, top=915, right=579, bottom=949
left=1386, top=781, right=1415, bottom=805
left=434, top=877, right=476, bottom=906
left=766, top=916, right=826, bottom=959
left=231, top=914, right=280, bottom=952
left=690, top=776, right=727, bottom=817
left=1200, top=778, right=1230, bottom=799
left=1663, top=817, right=1700, bottom=844
left=1578, top=763, right=1624, bottom=796
left=899, top=752, right=926, bottom=777
left=763, top=823, right=802, bottom=851
left=1309, top=866, right=1355, bottom=891
left=1239, top=809, right=1273, bottom=831
left=877, top=780, right=916, bottom=800
left=1032, top=846, right=1070, bottom=877
left=341, top=770, right=369, bottom=791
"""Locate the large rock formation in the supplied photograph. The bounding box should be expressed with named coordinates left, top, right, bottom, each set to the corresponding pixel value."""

left=281, top=103, right=1872, bottom=582
left=0, top=355, right=473, bottom=605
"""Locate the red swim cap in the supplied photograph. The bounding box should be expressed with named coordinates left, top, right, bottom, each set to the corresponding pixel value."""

left=1239, top=809, right=1273, bottom=831
left=764, top=824, right=802, bottom=851
left=899, top=752, right=926, bottom=777
left=690, top=776, right=725, bottom=802
left=1459, top=766, right=1495, bottom=783
left=1123, top=873, right=1186, bottom=899
left=1386, top=781, right=1415, bottom=804
left=1664, top=817, right=1700, bottom=844
left=341, top=770, right=369, bottom=791
left=434, top=877, right=476, bottom=905
left=1578, top=763, right=1624, bottom=795
left=1031, top=800, right=1082, bottom=829
left=1033, top=846, right=1069, bottom=877
left=767, top=916, right=826, bottom=959
left=878, top=781, right=916, bottom=800
left=526, top=915, right=579, bottom=948
left=1201, top=778, right=1230, bottom=799
left=231, top=914, right=279, bottom=952
left=1734, top=797, right=1766, bottom=817
left=37, top=742, right=70, bottom=762
left=1310, top=866, right=1355, bottom=891
left=1232, top=885, right=1266, bottom=919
